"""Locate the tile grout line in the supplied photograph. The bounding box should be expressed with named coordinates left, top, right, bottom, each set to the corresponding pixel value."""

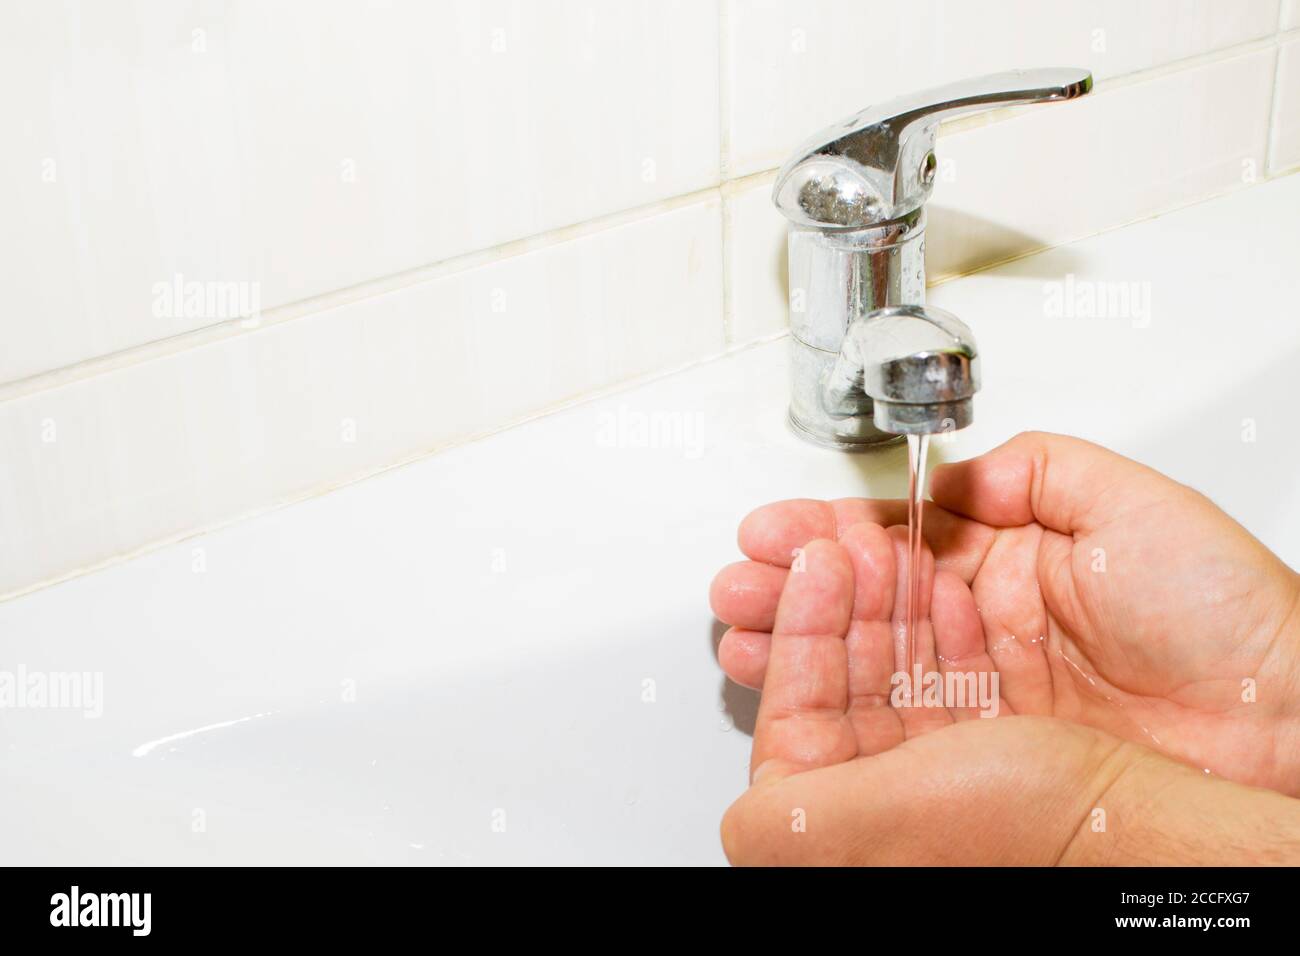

left=926, top=166, right=1300, bottom=288
left=717, top=0, right=734, bottom=344
left=0, top=328, right=790, bottom=607
left=707, top=37, right=1288, bottom=203
left=720, top=199, right=735, bottom=345
left=729, top=32, right=1286, bottom=168
left=1265, top=27, right=1285, bottom=173
left=0, top=184, right=727, bottom=405
left=1082, top=30, right=1282, bottom=90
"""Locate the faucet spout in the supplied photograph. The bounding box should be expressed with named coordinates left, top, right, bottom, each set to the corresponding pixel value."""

left=821, top=304, right=980, bottom=437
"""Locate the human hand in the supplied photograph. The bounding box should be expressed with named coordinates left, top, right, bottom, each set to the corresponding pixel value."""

left=722, top=537, right=1300, bottom=866
left=710, top=432, right=1300, bottom=794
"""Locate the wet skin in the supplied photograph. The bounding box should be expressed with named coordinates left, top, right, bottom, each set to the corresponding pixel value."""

left=711, top=432, right=1300, bottom=865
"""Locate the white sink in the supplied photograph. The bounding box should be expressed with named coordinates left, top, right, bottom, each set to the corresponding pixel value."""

left=3, top=175, right=1299, bottom=865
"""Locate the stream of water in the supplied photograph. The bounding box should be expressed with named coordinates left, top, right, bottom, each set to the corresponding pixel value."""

left=904, top=434, right=929, bottom=684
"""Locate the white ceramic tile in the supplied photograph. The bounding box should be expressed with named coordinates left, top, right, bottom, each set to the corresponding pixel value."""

left=725, top=0, right=1279, bottom=177
left=0, top=199, right=723, bottom=599
left=1271, top=38, right=1300, bottom=172
left=1283, top=0, right=1300, bottom=30
left=725, top=178, right=788, bottom=343
left=926, top=48, right=1275, bottom=281
left=1, top=0, right=719, bottom=384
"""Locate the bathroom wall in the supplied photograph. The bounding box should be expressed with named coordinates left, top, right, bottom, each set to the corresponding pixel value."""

left=3, top=0, right=1297, bottom=599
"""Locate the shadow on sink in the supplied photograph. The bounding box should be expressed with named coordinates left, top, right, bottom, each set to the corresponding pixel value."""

left=711, top=618, right=759, bottom=736
left=927, top=207, right=1088, bottom=285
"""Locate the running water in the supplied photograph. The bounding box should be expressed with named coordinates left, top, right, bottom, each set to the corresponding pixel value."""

left=904, top=434, right=929, bottom=685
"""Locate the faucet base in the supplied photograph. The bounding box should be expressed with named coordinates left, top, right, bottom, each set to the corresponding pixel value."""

left=787, top=408, right=904, bottom=452
left=789, top=336, right=903, bottom=449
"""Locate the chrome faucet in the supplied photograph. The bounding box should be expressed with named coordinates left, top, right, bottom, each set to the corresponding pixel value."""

left=774, top=68, right=1093, bottom=448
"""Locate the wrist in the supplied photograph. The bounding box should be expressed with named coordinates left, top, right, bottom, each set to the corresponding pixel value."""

left=1061, top=745, right=1300, bottom=865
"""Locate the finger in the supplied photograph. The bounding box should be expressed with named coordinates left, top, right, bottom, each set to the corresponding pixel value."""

left=969, top=524, right=1056, bottom=716
left=885, top=525, right=953, bottom=738
left=717, top=627, right=770, bottom=690
left=915, top=501, right=999, bottom=584
left=750, top=539, right=857, bottom=783
left=714, top=528, right=971, bottom=707
left=929, top=430, right=1171, bottom=535
left=738, top=498, right=996, bottom=585
left=840, top=522, right=906, bottom=756
left=709, top=561, right=786, bottom=631
left=738, top=499, right=905, bottom=568
left=930, top=569, right=1008, bottom=720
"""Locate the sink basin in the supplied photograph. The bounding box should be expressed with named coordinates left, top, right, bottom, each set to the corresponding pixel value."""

left=3, top=174, right=1299, bottom=865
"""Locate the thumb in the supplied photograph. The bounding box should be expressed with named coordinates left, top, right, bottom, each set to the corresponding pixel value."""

left=929, top=430, right=1173, bottom=535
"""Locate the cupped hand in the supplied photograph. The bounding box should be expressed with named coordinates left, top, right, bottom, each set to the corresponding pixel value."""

left=710, top=432, right=1300, bottom=794
left=722, top=537, right=1300, bottom=866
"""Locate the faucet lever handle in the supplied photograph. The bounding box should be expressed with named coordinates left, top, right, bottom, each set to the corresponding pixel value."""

left=774, top=68, right=1092, bottom=228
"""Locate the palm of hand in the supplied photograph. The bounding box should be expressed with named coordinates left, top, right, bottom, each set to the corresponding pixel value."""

left=712, top=433, right=1300, bottom=793
left=726, top=533, right=1130, bottom=867
left=998, top=478, right=1300, bottom=792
